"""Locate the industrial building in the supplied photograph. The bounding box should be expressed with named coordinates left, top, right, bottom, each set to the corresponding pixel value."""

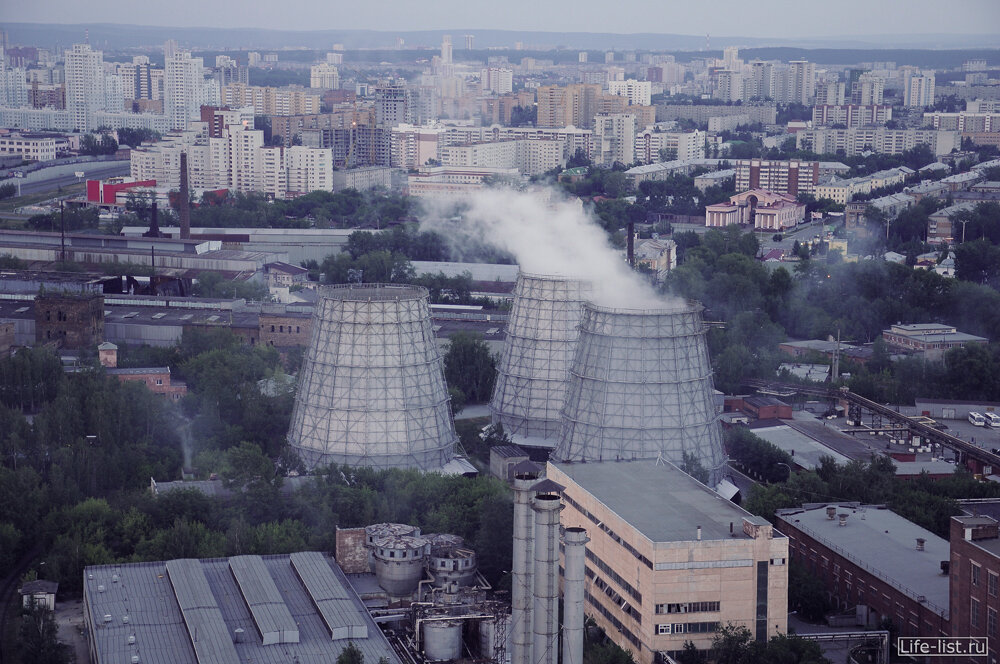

left=287, top=284, right=461, bottom=472
left=490, top=273, right=591, bottom=443
left=83, top=552, right=403, bottom=664
left=774, top=503, right=950, bottom=638
left=547, top=460, right=789, bottom=663
left=553, top=300, right=728, bottom=486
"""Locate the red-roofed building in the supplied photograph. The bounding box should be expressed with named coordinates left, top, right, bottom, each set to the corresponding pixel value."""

left=86, top=177, right=156, bottom=205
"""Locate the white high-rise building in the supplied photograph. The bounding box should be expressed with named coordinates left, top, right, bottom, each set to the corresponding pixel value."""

left=103, top=74, right=124, bottom=113
left=286, top=145, right=334, bottom=195
left=852, top=72, right=885, bottom=106
left=818, top=80, right=846, bottom=106
left=441, top=35, right=453, bottom=64
left=607, top=79, right=652, bottom=106
left=594, top=113, right=636, bottom=167
left=787, top=60, right=816, bottom=105
left=744, top=61, right=773, bottom=100
left=723, top=46, right=743, bottom=72
left=310, top=63, right=340, bottom=89
left=0, top=65, right=28, bottom=108
left=164, top=50, right=206, bottom=130
left=904, top=73, right=935, bottom=108
left=64, top=43, right=104, bottom=131
left=713, top=71, right=743, bottom=103
left=325, top=52, right=343, bottom=65
left=481, top=67, right=513, bottom=95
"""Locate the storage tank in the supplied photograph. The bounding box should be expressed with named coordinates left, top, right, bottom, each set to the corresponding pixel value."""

left=425, top=534, right=478, bottom=587
left=372, top=534, right=428, bottom=597
left=365, top=523, right=421, bottom=573
left=423, top=620, right=464, bottom=661
left=490, top=273, right=591, bottom=439
left=287, top=284, right=457, bottom=471
left=553, top=300, right=728, bottom=485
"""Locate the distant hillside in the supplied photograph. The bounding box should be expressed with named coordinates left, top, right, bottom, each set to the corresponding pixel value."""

left=3, top=22, right=999, bottom=61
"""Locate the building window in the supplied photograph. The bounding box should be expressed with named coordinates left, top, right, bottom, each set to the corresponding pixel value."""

left=990, top=571, right=998, bottom=598
left=972, top=598, right=981, bottom=629
left=973, top=562, right=982, bottom=588
left=270, top=325, right=275, bottom=332
left=989, top=607, right=997, bottom=637
left=296, top=326, right=300, bottom=333
left=155, top=379, right=163, bottom=386
left=655, top=602, right=720, bottom=614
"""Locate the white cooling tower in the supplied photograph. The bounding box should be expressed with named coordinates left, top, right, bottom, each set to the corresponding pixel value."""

left=552, top=300, right=728, bottom=485
left=490, top=273, right=591, bottom=440
left=287, top=284, right=457, bottom=471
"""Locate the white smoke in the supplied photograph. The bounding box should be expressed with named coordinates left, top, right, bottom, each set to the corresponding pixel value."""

left=420, top=187, right=675, bottom=309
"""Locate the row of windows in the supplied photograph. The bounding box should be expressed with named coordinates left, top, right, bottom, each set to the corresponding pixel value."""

left=656, top=622, right=719, bottom=635
left=563, top=492, right=653, bottom=570
left=655, top=602, right=720, bottom=615
left=590, top=572, right=642, bottom=624
left=585, top=591, right=640, bottom=648
left=585, top=549, right=642, bottom=603
left=269, top=324, right=301, bottom=334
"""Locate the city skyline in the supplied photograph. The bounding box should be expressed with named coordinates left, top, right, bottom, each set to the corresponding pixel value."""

left=4, top=0, right=1000, bottom=39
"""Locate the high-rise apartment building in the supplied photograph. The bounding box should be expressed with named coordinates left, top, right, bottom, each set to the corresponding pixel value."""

left=481, top=68, right=513, bottom=95
left=537, top=84, right=601, bottom=128
left=64, top=43, right=104, bottom=131
left=713, top=71, right=743, bottom=103
left=375, top=81, right=408, bottom=128
left=310, top=64, right=340, bottom=90
left=785, top=61, right=816, bottom=105
left=744, top=61, right=773, bottom=101
left=607, top=79, right=652, bottom=107
left=594, top=112, right=636, bottom=166
left=904, top=73, right=936, bottom=108
left=164, top=50, right=207, bottom=130
left=851, top=72, right=885, bottom=106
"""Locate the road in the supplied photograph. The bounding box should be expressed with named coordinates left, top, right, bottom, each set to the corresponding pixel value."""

left=7, top=161, right=130, bottom=197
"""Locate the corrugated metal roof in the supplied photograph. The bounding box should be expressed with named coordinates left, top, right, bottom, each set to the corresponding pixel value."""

left=290, top=552, right=369, bottom=641
left=228, top=555, right=299, bottom=645
left=166, top=558, right=241, bottom=664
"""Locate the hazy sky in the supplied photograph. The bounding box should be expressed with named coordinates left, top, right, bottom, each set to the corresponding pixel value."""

left=4, top=0, right=999, bottom=37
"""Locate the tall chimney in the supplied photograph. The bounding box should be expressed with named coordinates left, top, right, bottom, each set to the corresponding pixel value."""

left=532, top=493, right=561, bottom=664
left=511, top=473, right=538, bottom=664
left=626, top=221, right=635, bottom=267
left=561, top=527, right=589, bottom=664
left=179, top=151, right=191, bottom=240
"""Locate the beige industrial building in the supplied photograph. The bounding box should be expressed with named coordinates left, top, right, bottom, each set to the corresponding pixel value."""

left=548, top=461, right=788, bottom=663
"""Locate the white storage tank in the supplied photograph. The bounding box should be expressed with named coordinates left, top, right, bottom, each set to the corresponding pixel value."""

left=372, top=534, right=428, bottom=597
left=423, top=620, right=463, bottom=661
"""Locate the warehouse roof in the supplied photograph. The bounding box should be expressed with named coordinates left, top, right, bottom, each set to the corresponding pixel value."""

left=84, top=553, right=402, bottom=664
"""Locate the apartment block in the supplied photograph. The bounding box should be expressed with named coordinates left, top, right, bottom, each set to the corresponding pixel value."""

left=812, top=104, right=893, bottom=128
left=734, top=159, right=821, bottom=196
left=796, top=127, right=960, bottom=157
left=634, top=128, right=704, bottom=164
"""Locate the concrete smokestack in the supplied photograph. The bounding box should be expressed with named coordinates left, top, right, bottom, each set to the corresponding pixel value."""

left=511, top=473, right=538, bottom=664
left=179, top=151, right=191, bottom=240
left=532, top=493, right=561, bottom=664
left=561, top=527, right=589, bottom=664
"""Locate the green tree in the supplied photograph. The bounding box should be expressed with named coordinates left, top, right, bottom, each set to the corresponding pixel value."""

left=15, top=601, right=72, bottom=664
left=337, top=641, right=365, bottom=664
left=443, top=333, right=496, bottom=405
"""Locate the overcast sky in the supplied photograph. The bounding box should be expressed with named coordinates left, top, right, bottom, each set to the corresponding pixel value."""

left=3, top=0, right=999, bottom=37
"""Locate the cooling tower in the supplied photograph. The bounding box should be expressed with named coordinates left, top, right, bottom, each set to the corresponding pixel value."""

left=552, top=300, right=728, bottom=485
left=288, top=284, right=457, bottom=471
left=490, top=273, right=591, bottom=440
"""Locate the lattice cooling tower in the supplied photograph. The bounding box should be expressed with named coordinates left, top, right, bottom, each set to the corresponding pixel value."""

left=490, top=273, right=591, bottom=439
left=288, top=284, right=457, bottom=471
left=552, top=300, right=728, bottom=485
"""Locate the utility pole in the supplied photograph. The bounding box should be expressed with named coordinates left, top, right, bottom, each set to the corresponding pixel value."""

left=832, top=328, right=841, bottom=381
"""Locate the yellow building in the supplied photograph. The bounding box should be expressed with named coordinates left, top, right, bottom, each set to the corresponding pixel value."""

left=548, top=461, right=788, bottom=663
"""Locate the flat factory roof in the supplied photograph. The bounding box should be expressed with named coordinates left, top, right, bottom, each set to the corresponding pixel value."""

left=550, top=460, right=776, bottom=544
left=84, top=553, right=402, bottom=664
left=775, top=503, right=949, bottom=617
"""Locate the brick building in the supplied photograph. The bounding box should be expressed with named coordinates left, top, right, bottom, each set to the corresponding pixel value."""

left=0, top=321, right=14, bottom=356
left=950, top=515, right=1000, bottom=661
left=259, top=311, right=311, bottom=347
left=775, top=503, right=950, bottom=638
left=106, top=366, right=187, bottom=400
left=34, top=292, right=104, bottom=348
